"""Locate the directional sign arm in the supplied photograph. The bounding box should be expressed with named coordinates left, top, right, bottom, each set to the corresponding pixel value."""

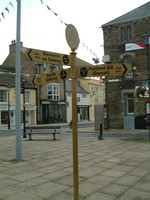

left=24, top=48, right=71, bottom=66
left=32, top=68, right=72, bottom=86
left=76, top=63, right=131, bottom=78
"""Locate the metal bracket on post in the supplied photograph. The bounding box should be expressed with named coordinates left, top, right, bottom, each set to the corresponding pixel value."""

left=98, top=122, right=103, bottom=140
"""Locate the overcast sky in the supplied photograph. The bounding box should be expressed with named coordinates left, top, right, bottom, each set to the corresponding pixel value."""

left=0, top=0, right=149, bottom=65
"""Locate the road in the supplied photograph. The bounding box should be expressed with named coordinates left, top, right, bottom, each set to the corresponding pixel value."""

left=0, top=125, right=149, bottom=140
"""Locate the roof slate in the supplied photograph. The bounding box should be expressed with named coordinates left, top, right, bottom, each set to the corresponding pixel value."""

left=0, top=65, right=33, bottom=87
left=102, top=2, right=150, bottom=27
left=65, top=80, right=89, bottom=94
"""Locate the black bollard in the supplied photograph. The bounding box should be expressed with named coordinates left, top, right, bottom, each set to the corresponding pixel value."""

left=98, top=122, right=103, bottom=140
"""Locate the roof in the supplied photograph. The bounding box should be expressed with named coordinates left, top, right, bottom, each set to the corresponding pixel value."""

left=65, top=80, right=89, bottom=94
left=102, top=2, right=150, bottom=27
left=0, top=65, right=34, bottom=88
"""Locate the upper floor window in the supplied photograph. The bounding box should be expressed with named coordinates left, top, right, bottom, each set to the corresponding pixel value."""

left=95, top=98, right=99, bottom=105
left=82, top=93, right=87, bottom=98
left=0, top=90, right=7, bottom=103
left=121, top=26, right=132, bottom=42
left=25, top=91, right=30, bottom=104
left=94, top=86, right=99, bottom=95
left=47, top=84, right=60, bottom=101
left=68, top=92, right=71, bottom=97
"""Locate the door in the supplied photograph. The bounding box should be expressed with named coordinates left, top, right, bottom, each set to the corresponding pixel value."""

left=124, top=93, right=135, bottom=129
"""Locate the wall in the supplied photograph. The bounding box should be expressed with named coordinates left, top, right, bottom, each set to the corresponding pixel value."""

left=103, top=18, right=150, bottom=128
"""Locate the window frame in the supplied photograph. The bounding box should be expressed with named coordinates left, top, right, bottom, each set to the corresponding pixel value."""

left=121, top=25, right=132, bottom=43
left=47, top=83, right=60, bottom=101
left=126, top=93, right=134, bottom=115
left=25, top=90, right=30, bottom=104
left=0, top=89, right=7, bottom=104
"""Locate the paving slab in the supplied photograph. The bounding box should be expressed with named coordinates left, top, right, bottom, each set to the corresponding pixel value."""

left=0, top=130, right=150, bottom=200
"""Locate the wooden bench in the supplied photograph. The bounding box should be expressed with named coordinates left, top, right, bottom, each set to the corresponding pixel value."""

left=25, top=125, right=61, bottom=140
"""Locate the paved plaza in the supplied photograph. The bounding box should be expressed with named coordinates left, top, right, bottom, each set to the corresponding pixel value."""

left=0, top=130, right=150, bottom=199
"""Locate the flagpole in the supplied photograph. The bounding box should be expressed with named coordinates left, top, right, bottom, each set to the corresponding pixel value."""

left=15, top=0, right=22, bottom=161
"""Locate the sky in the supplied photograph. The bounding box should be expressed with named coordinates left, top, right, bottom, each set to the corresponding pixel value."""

left=0, top=0, right=149, bottom=65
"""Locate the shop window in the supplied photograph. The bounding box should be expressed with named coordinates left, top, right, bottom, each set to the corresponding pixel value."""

left=1, top=111, right=8, bottom=124
left=0, top=90, right=7, bottom=103
left=121, top=25, right=132, bottom=42
left=21, top=110, right=30, bottom=123
left=47, top=84, right=60, bottom=101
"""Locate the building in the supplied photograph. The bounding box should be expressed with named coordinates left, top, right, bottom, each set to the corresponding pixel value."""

left=65, top=80, right=90, bottom=123
left=79, top=78, right=105, bottom=121
left=102, top=2, right=150, bottom=129
left=0, top=67, right=36, bottom=130
left=2, top=41, right=105, bottom=124
left=2, top=42, right=66, bottom=124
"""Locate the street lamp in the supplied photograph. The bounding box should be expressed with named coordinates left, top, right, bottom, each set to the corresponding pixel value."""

left=22, top=79, right=26, bottom=138
left=7, top=85, right=11, bottom=130
left=142, top=33, right=150, bottom=141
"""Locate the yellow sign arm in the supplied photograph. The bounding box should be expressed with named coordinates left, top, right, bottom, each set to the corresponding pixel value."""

left=32, top=68, right=71, bottom=86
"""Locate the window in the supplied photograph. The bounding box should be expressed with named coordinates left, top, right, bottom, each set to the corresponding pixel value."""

left=95, top=98, right=99, bottom=105
left=94, top=86, right=99, bottom=95
left=68, top=92, right=71, bottom=97
left=121, top=26, right=132, bottom=42
left=82, top=93, right=87, bottom=98
left=47, top=84, right=60, bottom=101
left=77, top=97, right=80, bottom=102
left=21, top=110, right=30, bottom=123
left=124, top=56, right=133, bottom=78
left=0, top=90, right=7, bottom=103
left=25, top=91, right=30, bottom=104
left=1, top=111, right=8, bottom=124
left=126, top=93, right=134, bottom=114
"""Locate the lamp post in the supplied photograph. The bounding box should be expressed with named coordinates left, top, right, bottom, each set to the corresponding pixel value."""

left=35, top=63, right=43, bottom=124
left=22, top=79, right=26, bottom=138
left=7, top=85, right=11, bottom=130
left=142, top=33, right=150, bottom=141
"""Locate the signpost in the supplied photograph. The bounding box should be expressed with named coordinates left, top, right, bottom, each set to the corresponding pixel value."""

left=24, top=24, right=130, bottom=200
left=25, top=48, right=71, bottom=66
left=32, top=68, right=71, bottom=86
left=77, top=63, right=130, bottom=78
left=32, top=63, right=130, bottom=86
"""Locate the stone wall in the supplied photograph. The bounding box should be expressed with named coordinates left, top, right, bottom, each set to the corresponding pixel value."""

left=103, top=18, right=150, bottom=129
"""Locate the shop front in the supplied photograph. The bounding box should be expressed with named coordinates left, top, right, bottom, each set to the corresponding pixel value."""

left=77, top=105, right=90, bottom=121
left=41, top=101, right=65, bottom=124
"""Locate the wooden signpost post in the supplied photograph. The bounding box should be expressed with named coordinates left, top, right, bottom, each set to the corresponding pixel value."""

left=24, top=24, right=130, bottom=200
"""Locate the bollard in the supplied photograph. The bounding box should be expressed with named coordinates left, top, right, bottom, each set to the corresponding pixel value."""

left=98, top=122, right=103, bottom=140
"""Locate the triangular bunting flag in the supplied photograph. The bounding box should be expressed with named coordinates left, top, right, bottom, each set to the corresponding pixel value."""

left=5, top=7, right=9, bottom=13
left=1, top=12, right=5, bottom=18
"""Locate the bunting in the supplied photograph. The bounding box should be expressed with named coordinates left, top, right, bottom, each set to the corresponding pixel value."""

left=0, top=71, right=36, bottom=78
left=40, top=1, right=99, bottom=60
left=0, top=0, right=100, bottom=62
left=0, top=0, right=16, bottom=22
left=40, top=0, right=67, bottom=26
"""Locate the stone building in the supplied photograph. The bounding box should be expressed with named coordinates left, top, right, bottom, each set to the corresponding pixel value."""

left=3, top=42, right=66, bottom=124
left=2, top=42, right=104, bottom=124
left=65, top=80, right=90, bottom=123
left=79, top=78, right=105, bottom=121
left=102, top=2, right=150, bottom=129
left=0, top=66, right=36, bottom=130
